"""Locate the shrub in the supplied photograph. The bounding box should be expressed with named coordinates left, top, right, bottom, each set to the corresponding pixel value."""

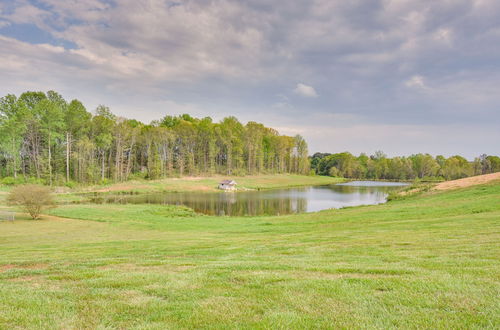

left=1, top=177, right=49, bottom=186
left=7, top=184, right=57, bottom=220
left=25, top=177, right=46, bottom=185
left=128, top=172, right=147, bottom=180
left=1, top=177, right=17, bottom=185
left=98, top=178, right=111, bottom=186
left=65, top=181, right=77, bottom=189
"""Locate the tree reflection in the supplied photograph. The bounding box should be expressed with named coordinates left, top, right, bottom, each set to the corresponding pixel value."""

left=86, top=183, right=406, bottom=216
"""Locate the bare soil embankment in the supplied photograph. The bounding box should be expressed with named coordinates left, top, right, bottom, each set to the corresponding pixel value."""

left=434, top=172, right=500, bottom=191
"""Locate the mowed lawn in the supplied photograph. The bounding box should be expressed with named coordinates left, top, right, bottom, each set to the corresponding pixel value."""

left=0, top=184, right=499, bottom=328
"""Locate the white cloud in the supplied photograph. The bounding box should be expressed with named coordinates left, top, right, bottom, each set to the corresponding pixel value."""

left=405, top=75, right=427, bottom=89
left=294, top=83, right=318, bottom=98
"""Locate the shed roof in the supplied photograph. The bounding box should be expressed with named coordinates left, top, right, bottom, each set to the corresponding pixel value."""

left=220, top=180, right=237, bottom=185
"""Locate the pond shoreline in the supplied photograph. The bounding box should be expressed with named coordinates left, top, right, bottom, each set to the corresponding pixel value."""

left=73, top=181, right=408, bottom=217
left=67, top=175, right=345, bottom=195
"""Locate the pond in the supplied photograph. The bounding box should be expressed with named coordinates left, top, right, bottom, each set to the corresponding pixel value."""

left=83, top=181, right=408, bottom=216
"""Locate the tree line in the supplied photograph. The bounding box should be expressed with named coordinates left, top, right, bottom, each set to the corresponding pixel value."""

left=311, top=151, right=500, bottom=181
left=0, top=91, right=310, bottom=185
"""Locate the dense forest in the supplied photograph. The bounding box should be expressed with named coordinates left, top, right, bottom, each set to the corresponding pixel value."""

left=0, top=91, right=310, bottom=185
left=311, top=151, right=500, bottom=181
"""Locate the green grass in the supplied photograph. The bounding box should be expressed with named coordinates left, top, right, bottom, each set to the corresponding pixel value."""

left=2, top=174, right=343, bottom=204
left=77, top=174, right=344, bottom=193
left=0, top=183, right=499, bottom=328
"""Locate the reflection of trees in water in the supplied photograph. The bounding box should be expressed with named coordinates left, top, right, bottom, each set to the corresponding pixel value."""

left=333, top=185, right=396, bottom=194
left=89, top=184, right=404, bottom=216
left=190, top=193, right=308, bottom=216
left=93, top=192, right=308, bottom=216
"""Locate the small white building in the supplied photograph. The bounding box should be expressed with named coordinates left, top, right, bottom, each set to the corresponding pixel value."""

left=218, top=180, right=237, bottom=191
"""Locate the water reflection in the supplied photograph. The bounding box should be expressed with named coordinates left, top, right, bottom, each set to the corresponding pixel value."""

left=84, top=181, right=407, bottom=216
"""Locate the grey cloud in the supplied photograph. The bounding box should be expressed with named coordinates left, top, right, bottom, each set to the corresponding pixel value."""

left=0, top=0, right=499, bottom=157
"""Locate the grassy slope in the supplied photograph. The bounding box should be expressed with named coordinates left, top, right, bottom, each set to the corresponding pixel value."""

left=2, top=174, right=344, bottom=205
left=0, top=183, right=499, bottom=328
left=82, top=174, right=344, bottom=193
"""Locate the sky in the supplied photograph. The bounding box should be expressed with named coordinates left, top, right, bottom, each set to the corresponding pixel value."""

left=0, top=0, right=499, bottom=159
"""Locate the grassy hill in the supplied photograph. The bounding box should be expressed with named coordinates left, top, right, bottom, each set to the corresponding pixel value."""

left=74, top=174, right=344, bottom=193
left=0, top=181, right=499, bottom=328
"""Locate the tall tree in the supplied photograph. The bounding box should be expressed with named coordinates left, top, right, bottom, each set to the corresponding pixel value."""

left=92, top=106, right=115, bottom=181
left=0, top=95, right=27, bottom=178
left=37, top=98, right=65, bottom=185
left=65, top=100, right=91, bottom=181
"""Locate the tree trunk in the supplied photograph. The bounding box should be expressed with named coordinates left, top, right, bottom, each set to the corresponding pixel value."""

left=101, top=150, right=105, bottom=181
left=66, top=132, right=70, bottom=182
left=12, top=137, right=17, bottom=178
left=48, top=131, right=52, bottom=186
left=227, top=144, right=232, bottom=175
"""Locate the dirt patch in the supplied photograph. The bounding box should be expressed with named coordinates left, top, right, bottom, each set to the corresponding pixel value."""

left=6, top=275, right=62, bottom=290
left=23, top=263, right=48, bottom=270
left=434, top=172, right=500, bottom=191
left=0, top=264, right=16, bottom=272
left=0, top=263, right=48, bottom=272
left=8, top=275, right=40, bottom=282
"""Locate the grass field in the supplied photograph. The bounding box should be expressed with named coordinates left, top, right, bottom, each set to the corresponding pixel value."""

left=78, top=174, right=344, bottom=193
left=0, top=181, right=499, bottom=328
left=2, top=174, right=345, bottom=205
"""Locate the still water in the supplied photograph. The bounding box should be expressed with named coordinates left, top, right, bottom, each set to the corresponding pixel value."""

left=85, top=181, right=408, bottom=216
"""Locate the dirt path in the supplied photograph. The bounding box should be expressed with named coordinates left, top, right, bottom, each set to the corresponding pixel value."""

left=434, top=172, right=500, bottom=190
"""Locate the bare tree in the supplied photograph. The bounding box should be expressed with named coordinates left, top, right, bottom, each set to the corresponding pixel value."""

left=7, top=184, right=56, bottom=220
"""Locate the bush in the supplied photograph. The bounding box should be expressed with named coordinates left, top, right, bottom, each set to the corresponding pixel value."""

left=25, top=177, right=46, bottom=185
left=1, top=177, right=17, bottom=185
left=7, top=184, right=57, bottom=219
left=1, top=177, right=48, bottom=186
left=98, top=178, right=111, bottom=186
left=65, top=181, right=77, bottom=189
left=128, top=172, right=147, bottom=180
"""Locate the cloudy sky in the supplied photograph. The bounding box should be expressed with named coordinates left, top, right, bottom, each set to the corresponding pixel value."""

left=1, top=0, right=499, bottom=158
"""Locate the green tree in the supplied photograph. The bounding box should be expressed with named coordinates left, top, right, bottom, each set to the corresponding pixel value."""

left=37, top=98, right=65, bottom=185
left=0, top=94, right=27, bottom=178
left=92, top=106, right=115, bottom=181
left=442, top=156, right=472, bottom=180
left=65, top=100, right=91, bottom=181
left=486, top=155, right=500, bottom=173
left=410, top=154, right=439, bottom=179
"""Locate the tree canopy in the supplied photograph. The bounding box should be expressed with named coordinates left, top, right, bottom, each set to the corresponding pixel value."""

left=310, top=152, right=500, bottom=181
left=0, top=91, right=310, bottom=184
